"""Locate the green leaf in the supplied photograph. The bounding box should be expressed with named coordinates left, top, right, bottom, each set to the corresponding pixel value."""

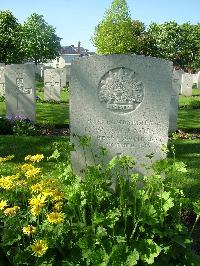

left=140, top=239, right=162, bottom=264
left=125, top=249, right=139, bottom=266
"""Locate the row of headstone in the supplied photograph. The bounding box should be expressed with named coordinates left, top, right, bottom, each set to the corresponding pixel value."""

left=1, top=63, right=68, bottom=122
left=0, top=56, right=197, bottom=176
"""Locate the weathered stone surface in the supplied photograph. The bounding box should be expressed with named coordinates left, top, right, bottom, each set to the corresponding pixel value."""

left=169, top=69, right=181, bottom=132
left=192, top=73, right=198, bottom=86
left=175, top=69, right=184, bottom=94
left=197, top=71, right=200, bottom=89
left=70, top=55, right=173, bottom=174
left=59, top=68, right=67, bottom=88
left=0, top=65, right=5, bottom=97
left=44, top=69, right=61, bottom=101
left=5, top=64, right=36, bottom=121
left=181, top=73, right=193, bottom=96
left=65, top=65, right=71, bottom=84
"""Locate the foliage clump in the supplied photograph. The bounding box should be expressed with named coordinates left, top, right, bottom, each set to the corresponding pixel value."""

left=0, top=10, right=61, bottom=65
left=92, top=0, right=138, bottom=54
left=0, top=140, right=200, bottom=265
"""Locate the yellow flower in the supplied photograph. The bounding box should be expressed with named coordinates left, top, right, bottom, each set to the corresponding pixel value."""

left=20, top=163, right=32, bottom=172
left=31, top=239, right=48, bottom=257
left=4, top=206, right=20, bottom=216
left=25, top=154, right=44, bottom=163
left=51, top=190, right=64, bottom=202
left=29, top=194, right=46, bottom=216
left=0, top=155, right=14, bottom=164
left=22, top=225, right=36, bottom=236
left=46, top=212, right=64, bottom=224
left=25, top=166, right=41, bottom=179
left=41, top=189, right=54, bottom=198
left=16, top=180, right=27, bottom=188
left=0, top=174, right=20, bottom=190
left=30, top=183, right=43, bottom=193
left=0, top=177, right=15, bottom=190
left=0, top=200, right=7, bottom=210
left=53, top=202, right=63, bottom=212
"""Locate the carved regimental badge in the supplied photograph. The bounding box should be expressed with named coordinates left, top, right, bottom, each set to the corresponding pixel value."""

left=16, top=78, right=32, bottom=94
left=98, top=68, right=144, bottom=113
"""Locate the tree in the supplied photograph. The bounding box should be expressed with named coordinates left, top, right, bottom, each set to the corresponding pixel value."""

left=0, top=10, right=24, bottom=64
left=22, top=13, right=61, bottom=65
left=92, top=0, right=138, bottom=54
left=141, top=21, right=200, bottom=71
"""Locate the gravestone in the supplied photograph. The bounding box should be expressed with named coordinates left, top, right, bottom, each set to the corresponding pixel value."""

left=169, top=69, right=181, bottom=132
left=44, top=69, right=61, bottom=101
left=70, top=55, right=173, bottom=174
left=181, top=73, right=193, bottom=96
left=175, top=69, right=184, bottom=94
left=197, top=71, right=200, bottom=89
left=192, top=73, right=198, bottom=86
left=5, top=64, right=36, bottom=121
left=0, top=65, right=5, bottom=97
left=59, top=68, right=67, bottom=88
left=65, top=65, right=71, bottom=84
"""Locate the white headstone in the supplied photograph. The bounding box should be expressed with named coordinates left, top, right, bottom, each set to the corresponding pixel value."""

left=197, top=71, right=200, bottom=89
left=70, top=55, right=173, bottom=174
left=192, top=73, right=198, bottom=85
left=0, top=66, right=5, bottom=97
left=5, top=64, right=36, bottom=122
left=65, top=65, right=71, bottom=84
left=169, top=69, right=181, bottom=132
left=181, top=73, right=193, bottom=96
left=59, top=68, right=67, bottom=88
left=44, top=69, right=61, bottom=101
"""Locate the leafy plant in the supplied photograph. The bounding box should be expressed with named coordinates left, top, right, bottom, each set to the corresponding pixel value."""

left=8, top=116, right=38, bottom=136
left=0, top=141, right=199, bottom=265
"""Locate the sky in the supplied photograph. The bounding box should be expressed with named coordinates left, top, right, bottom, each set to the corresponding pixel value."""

left=0, top=0, right=200, bottom=52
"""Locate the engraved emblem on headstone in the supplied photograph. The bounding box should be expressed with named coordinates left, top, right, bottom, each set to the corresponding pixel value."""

left=98, top=67, right=144, bottom=113
left=16, top=78, right=32, bottom=94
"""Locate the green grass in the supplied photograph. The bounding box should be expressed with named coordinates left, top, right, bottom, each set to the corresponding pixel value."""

left=169, top=139, right=200, bottom=200
left=179, top=88, right=200, bottom=107
left=178, top=109, right=200, bottom=129
left=193, top=88, right=200, bottom=96
left=0, top=135, right=68, bottom=175
left=37, top=89, right=69, bottom=102
left=36, top=102, right=69, bottom=124
left=0, top=100, right=5, bottom=116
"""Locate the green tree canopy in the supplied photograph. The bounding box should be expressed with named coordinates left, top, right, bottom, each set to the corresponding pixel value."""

left=0, top=10, right=24, bottom=64
left=92, top=0, right=139, bottom=54
left=22, top=13, right=61, bottom=65
left=141, top=21, right=200, bottom=71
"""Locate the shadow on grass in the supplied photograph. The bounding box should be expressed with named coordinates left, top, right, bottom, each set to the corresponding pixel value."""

left=0, top=135, right=68, bottom=163
left=178, top=109, right=200, bottom=129
left=169, top=139, right=200, bottom=200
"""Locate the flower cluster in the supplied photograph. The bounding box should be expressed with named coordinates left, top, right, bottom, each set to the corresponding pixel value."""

left=0, top=153, right=65, bottom=260
left=25, top=154, right=44, bottom=163
left=0, top=155, right=14, bottom=164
